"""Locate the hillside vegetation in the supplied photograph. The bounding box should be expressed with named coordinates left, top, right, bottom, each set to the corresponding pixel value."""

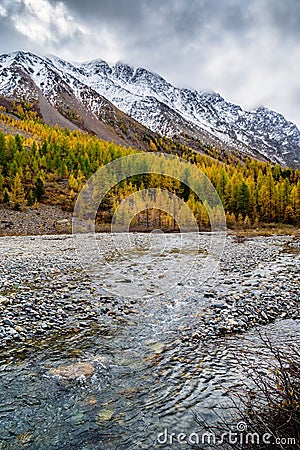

left=0, top=106, right=299, bottom=230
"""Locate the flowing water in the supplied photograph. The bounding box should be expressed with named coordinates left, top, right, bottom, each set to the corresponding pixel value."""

left=0, top=234, right=299, bottom=449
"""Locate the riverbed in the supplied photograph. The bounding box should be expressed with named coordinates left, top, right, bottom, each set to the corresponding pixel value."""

left=0, top=233, right=299, bottom=449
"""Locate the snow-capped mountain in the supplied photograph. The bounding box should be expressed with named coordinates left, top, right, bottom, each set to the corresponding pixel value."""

left=0, top=51, right=160, bottom=151
left=0, top=51, right=299, bottom=168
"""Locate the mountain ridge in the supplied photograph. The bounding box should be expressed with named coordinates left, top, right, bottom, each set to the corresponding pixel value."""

left=0, top=51, right=299, bottom=168
left=0, top=51, right=161, bottom=152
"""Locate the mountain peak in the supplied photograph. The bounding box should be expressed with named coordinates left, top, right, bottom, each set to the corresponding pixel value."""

left=112, top=61, right=135, bottom=81
left=0, top=51, right=299, bottom=168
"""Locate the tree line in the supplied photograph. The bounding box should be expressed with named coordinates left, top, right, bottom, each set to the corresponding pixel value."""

left=0, top=110, right=299, bottom=228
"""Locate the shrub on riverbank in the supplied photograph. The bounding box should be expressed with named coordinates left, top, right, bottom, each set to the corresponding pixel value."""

left=193, top=334, right=300, bottom=449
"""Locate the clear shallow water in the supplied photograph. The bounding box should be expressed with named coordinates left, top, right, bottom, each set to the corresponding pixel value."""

left=0, top=234, right=299, bottom=449
left=1, top=319, right=299, bottom=450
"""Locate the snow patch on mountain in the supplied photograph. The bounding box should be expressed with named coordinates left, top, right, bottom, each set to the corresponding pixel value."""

left=0, top=51, right=299, bottom=168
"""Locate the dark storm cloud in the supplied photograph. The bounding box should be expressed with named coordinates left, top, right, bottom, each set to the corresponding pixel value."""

left=264, top=0, right=300, bottom=37
left=0, top=0, right=299, bottom=126
left=60, top=0, right=267, bottom=41
left=62, top=0, right=251, bottom=42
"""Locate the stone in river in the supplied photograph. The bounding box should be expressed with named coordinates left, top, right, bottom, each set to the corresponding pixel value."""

left=87, top=396, right=98, bottom=406
left=96, top=409, right=114, bottom=423
left=49, top=362, right=94, bottom=380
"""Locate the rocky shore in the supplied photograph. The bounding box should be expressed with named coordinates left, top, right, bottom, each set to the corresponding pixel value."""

left=0, top=234, right=299, bottom=361
left=0, top=204, right=72, bottom=236
left=181, top=235, right=300, bottom=342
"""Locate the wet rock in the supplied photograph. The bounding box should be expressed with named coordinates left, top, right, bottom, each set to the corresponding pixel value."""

left=95, top=409, right=114, bottom=423
left=49, top=362, right=94, bottom=380
left=86, top=396, right=98, bottom=406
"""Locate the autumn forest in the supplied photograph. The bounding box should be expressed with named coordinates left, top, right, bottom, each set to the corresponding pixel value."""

left=0, top=106, right=300, bottom=230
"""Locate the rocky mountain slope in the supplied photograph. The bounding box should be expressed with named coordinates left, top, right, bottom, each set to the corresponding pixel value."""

left=0, top=51, right=299, bottom=167
left=0, top=52, right=159, bottom=152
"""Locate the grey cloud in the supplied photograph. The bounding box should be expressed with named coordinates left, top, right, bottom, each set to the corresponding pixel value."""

left=261, top=0, right=300, bottom=37
left=0, top=0, right=299, bottom=127
left=62, top=0, right=299, bottom=42
left=0, top=15, right=32, bottom=53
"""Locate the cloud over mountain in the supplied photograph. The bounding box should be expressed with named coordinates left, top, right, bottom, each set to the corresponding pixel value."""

left=0, top=0, right=299, bottom=127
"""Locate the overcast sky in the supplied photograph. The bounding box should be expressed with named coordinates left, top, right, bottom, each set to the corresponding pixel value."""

left=0, top=0, right=299, bottom=127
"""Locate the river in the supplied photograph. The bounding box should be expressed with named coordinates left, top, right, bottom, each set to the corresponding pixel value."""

left=0, top=233, right=299, bottom=449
